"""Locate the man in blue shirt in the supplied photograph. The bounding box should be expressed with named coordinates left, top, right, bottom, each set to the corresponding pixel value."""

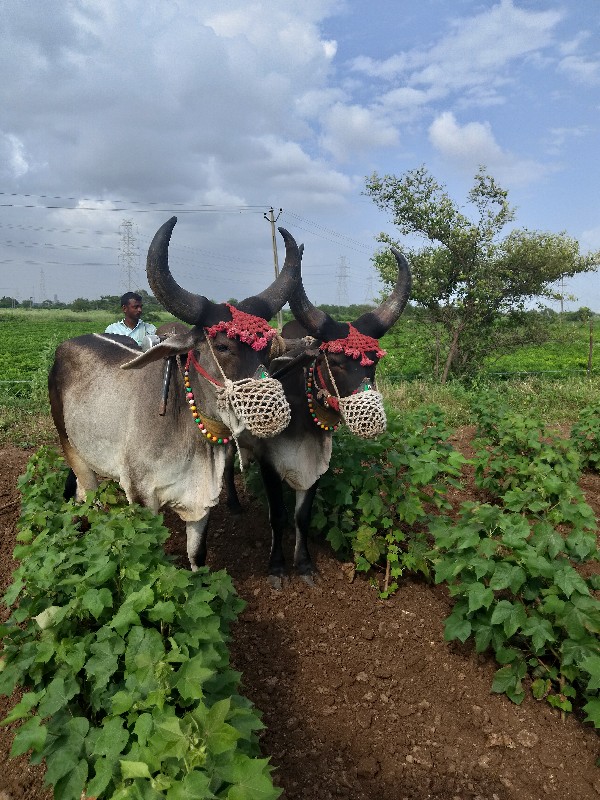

left=105, top=291, right=157, bottom=346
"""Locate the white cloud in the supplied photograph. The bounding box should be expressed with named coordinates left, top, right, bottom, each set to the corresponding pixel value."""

left=558, top=55, right=600, bottom=85
left=581, top=225, right=600, bottom=253
left=0, top=133, right=29, bottom=178
left=428, top=111, right=548, bottom=185
left=350, top=0, right=562, bottom=102
left=320, top=103, right=399, bottom=161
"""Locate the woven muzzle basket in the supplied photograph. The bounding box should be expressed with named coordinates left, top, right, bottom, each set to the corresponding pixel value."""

left=338, top=390, right=387, bottom=438
left=223, top=377, right=291, bottom=438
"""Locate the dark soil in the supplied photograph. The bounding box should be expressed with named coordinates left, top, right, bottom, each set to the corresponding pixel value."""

left=1, top=434, right=600, bottom=800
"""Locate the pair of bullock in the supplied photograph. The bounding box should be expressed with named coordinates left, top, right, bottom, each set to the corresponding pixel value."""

left=49, top=218, right=410, bottom=584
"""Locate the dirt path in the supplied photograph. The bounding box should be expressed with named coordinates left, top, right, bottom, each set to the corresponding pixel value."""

left=1, top=443, right=600, bottom=800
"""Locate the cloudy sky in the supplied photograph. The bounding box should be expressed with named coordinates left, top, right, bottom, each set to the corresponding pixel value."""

left=1, top=0, right=598, bottom=310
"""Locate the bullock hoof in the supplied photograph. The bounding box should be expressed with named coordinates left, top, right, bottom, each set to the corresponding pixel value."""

left=268, top=574, right=284, bottom=590
left=227, top=499, right=244, bottom=515
left=300, top=573, right=316, bottom=587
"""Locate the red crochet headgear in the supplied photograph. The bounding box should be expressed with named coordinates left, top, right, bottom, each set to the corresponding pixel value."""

left=320, top=324, right=386, bottom=366
left=205, top=304, right=278, bottom=351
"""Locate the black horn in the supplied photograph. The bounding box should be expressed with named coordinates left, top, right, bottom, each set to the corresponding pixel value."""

left=287, top=242, right=349, bottom=341
left=237, top=227, right=302, bottom=320
left=146, top=217, right=215, bottom=326
left=354, top=248, right=411, bottom=339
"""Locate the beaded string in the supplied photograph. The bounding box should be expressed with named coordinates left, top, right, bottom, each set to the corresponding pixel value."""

left=183, top=364, right=231, bottom=445
left=306, top=361, right=339, bottom=432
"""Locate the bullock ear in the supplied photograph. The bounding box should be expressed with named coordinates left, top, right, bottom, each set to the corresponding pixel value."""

left=120, top=328, right=204, bottom=370
left=269, top=348, right=319, bottom=379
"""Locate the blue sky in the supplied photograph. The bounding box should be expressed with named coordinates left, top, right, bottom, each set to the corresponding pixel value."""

left=1, top=0, right=598, bottom=310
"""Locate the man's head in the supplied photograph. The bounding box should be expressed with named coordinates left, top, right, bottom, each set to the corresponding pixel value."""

left=120, top=291, right=143, bottom=328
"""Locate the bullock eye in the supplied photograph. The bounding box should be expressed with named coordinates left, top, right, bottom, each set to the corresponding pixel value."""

left=215, top=343, right=229, bottom=353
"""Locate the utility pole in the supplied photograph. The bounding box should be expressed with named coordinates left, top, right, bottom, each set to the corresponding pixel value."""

left=263, top=207, right=283, bottom=330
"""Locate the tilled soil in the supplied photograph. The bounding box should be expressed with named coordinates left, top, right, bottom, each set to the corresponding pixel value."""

left=1, top=439, right=600, bottom=800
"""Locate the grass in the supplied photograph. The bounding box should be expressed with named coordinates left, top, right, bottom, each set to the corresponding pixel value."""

left=380, top=374, right=600, bottom=428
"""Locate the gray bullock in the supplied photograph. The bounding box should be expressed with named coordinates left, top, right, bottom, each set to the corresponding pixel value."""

left=226, top=247, right=411, bottom=585
left=49, top=217, right=302, bottom=569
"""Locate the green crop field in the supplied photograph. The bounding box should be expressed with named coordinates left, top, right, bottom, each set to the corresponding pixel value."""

left=0, top=309, right=176, bottom=383
left=377, top=317, right=599, bottom=380
left=0, top=309, right=598, bottom=446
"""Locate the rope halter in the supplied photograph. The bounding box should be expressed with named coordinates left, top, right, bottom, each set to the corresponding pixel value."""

left=316, top=324, right=387, bottom=439
left=201, top=305, right=291, bottom=439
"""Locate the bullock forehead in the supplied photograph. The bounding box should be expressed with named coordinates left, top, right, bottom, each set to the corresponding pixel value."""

left=320, top=324, right=386, bottom=366
left=205, top=304, right=278, bottom=351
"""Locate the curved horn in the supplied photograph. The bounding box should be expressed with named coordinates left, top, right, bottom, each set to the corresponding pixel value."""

left=354, top=248, right=411, bottom=338
left=146, top=217, right=215, bottom=326
left=236, top=227, right=302, bottom=320
left=286, top=241, right=348, bottom=341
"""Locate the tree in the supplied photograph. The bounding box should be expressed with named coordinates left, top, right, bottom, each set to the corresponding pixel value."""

left=365, top=165, right=599, bottom=382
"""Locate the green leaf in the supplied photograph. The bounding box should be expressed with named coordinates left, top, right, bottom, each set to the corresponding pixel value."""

left=90, top=717, right=130, bottom=760
left=37, top=673, right=79, bottom=718
left=111, top=690, right=133, bottom=715
left=581, top=655, right=600, bottom=692
left=120, top=760, right=153, bottom=779
left=466, top=582, right=494, bottom=613
left=34, top=605, right=68, bottom=630
left=87, top=756, right=116, bottom=798
left=174, top=655, right=215, bottom=701
left=583, top=698, right=600, bottom=728
left=554, top=566, right=590, bottom=599
left=531, top=678, right=550, bottom=699
left=85, top=645, right=120, bottom=692
left=148, top=600, right=177, bottom=623
left=82, top=587, right=112, bottom=618
left=444, top=613, right=471, bottom=643
left=45, top=717, right=89, bottom=785
left=166, top=770, right=214, bottom=800
left=53, top=759, right=88, bottom=800
left=491, top=661, right=526, bottom=704
left=1, top=690, right=40, bottom=724
left=10, top=716, right=47, bottom=757
left=149, top=710, right=189, bottom=761
left=520, top=615, right=556, bottom=652
left=490, top=600, right=527, bottom=638
left=220, top=753, right=280, bottom=800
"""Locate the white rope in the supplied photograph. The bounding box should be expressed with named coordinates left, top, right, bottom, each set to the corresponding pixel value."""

left=322, top=353, right=387, bottom=438
left=204, top=336, right=291, bottom=465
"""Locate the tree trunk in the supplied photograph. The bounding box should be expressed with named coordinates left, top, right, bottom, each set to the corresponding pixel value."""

left=441, top=325, right=462, bottom=384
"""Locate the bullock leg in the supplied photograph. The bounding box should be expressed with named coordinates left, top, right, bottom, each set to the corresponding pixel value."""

left=186, top=515, right=210, bottom=571
left=60, top=440, right=99, bottom=502
left=259, top=460, right=288, bottom=586
left=293, top=480, right=320, bottom=582
left=224, top=445, right=243, bottom=515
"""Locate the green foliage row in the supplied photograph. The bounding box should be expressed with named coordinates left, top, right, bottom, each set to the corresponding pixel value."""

left=0, top=448, right=280, bottom=800
left=433, top=397, right=599, bottom=721
left=311, top=406, right=466, bottom=596
left=571, top=404, right=600, bottom=473
left=311, top=399, right=600, bottom=725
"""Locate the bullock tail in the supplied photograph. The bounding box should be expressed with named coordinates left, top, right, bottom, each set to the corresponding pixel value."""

left=63, top=468, right=77, bottom=501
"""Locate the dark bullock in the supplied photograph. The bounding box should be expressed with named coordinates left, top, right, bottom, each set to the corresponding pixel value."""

left=49, top=217, right=302, bottom=569
left=227, top=247, right=411, bottom=585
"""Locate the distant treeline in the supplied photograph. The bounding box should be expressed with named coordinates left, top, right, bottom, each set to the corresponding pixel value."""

left=2, top=292, right=596, bottom=326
